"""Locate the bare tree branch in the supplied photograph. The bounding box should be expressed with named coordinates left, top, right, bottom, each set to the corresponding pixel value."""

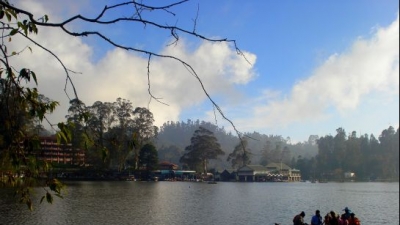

left=0, top=0, right=251, bottom=155
left=146, top=53, right=169, bottom=107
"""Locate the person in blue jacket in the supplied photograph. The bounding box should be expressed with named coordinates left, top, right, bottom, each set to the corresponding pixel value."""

left=311, top=210, right=323, bottom=225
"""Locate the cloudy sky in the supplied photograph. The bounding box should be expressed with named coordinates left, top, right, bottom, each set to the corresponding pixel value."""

left=10, top=0, right=399, bottom=143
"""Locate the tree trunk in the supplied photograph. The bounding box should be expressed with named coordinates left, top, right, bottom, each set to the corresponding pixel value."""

left=203, top=159, right=208, bottom=175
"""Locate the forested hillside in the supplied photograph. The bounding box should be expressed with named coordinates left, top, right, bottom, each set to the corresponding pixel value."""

left=153, top=120, right=319, bottom=170
left=154, top=120, right=399, bottom=181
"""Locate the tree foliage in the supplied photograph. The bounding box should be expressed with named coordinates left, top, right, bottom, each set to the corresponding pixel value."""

left=139, top=143, right=158, bottom=174
left=157, top=121, right=399, bottom=181
left=0, top=1, right=63, bottom=210
left=313, top=126, right=399, bottom=181
left=227, top=138, right=251, bottom=169
left=66, top=98, right=158, bottom=171
left=180, top=127, right=224, bottom=174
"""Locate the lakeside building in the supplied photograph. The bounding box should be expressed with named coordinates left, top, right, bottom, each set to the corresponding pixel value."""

left=219, top=169, right=237, bottom=181
left=153, top=161, right=302, bottom=182
left=236, top=163, right=301, bottom=182
left=35, top=136, right=85, bottom=166
left=151, top=162, right=197, bottom=180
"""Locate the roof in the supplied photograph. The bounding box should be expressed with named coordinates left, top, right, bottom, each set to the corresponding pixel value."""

left=158, top=161, right=178, bottom=167
left=238, top=165, right=268, bottom=172
left=222, top=169, right=236, bottom=173
left=265, top=162, right=291, bottom=170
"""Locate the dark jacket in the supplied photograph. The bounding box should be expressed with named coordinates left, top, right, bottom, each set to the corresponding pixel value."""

left=293, top=214, right=306, bottom=225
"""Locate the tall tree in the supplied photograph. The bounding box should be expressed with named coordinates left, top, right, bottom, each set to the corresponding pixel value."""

left=378, top=126, right=399, bottom=178
left=344, top=131, right=362, bottom=175
left=86, top=101, right=117, bottom=168
left=316, top=135, right=335, bottom=179
left=111, top=98, right=134, bottom=170
left=180, top=127, right=224, bottom=174
left=66, top=98, right=88, bottom=166
left=131, top=107, right=158, bottom=169
left=139, top=143, right=159, bottom=180
left=227, top=138, right=251, bottom=169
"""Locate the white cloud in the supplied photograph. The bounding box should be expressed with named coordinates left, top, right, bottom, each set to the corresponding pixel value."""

left=7, top=1, right=398, bottom=143
left=8, top=0, right=257, bottom=130
left=236, top=13, right=399, bottom=134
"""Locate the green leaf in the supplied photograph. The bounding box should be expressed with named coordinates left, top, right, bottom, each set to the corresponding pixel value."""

left=6, top=8, right=17, bottom=20
left=56, top=132, right=62, bottom=145
left=56, top=122, right=74, bottom=143
left=6, top=12, right=11, bottom=22
left=37, top=110, right=45, bottom=121
left=31, top=23, right=38, bottom=34
left=9, top=28, right=18, bottom=36
left=31, top=71, right=37, bottom=85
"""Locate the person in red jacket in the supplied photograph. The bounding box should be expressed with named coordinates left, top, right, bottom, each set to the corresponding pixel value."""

left=348, top=213, right=361, bottom=225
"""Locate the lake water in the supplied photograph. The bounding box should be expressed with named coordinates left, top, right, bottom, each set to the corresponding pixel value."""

left=0, top=181, right=398, bottom=225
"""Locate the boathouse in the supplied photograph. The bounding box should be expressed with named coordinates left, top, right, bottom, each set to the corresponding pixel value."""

left=236, top=163, right=302, bottom=182
left=237, top=165, right=269, bottom=182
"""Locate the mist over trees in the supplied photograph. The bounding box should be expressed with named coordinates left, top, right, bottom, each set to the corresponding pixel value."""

left=227, top=138, right=251, bottom=169
left=155, top=119, right=399, bottom=181
left=179, top=127, right=225, bottom=174
left=154, top=119, right=317, bottom=168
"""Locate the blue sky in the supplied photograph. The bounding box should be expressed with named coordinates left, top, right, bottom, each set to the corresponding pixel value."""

left=12, top=0, right=399, bottom=143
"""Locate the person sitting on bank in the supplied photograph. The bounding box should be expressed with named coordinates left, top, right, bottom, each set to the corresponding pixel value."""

left=311, top=210, right=323, bottom=225
left=324, top=213, right=331, bottom=225
left=293, top=211, right=308, bottom=225
left=329, top=211, right=339, bottom=225
left=339, top=214, right=349, bottom=225
left=348, top=213, right=361, bottom=225
left=341, top=207, right=352, bottom=220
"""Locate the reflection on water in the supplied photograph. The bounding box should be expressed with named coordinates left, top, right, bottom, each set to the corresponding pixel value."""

left=0, top=182, right=398, bottom=225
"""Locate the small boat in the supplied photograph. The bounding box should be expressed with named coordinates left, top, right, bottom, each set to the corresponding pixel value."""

left=207, top=180, right=217, bottom=184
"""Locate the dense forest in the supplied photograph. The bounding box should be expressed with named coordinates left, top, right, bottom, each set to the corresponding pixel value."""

left=154, top=119, right=317, bottom=170
left=154, top=120, right=399, bottom=181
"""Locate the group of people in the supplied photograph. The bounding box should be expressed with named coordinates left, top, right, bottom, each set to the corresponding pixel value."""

left=293, top=207, right=361, bottom=225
